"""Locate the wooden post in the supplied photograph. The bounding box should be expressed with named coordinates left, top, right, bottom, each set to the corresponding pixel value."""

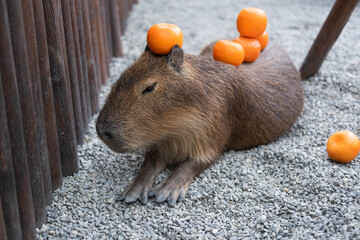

left=95, top=0, right=108, bottom=85
left=118, top=0, right=125, bottom=35
left=69, top=0, right=88, bottom=132
left=0, top=199, right=8, bottom=240
left=32, top=0, right=63, bottom=190
left=99, top=0, right=111, bottom=76
left=128, top=0, right=133, bottom=12
left=124, top=0, right=130, bottom=27
left=42, top=0, right=79, bottom=177
left=110, top=0, right=123, bottom=57
left=82, top=0, right=99, bottom=115
left=300, top=0, right=359, bottom=79
left=22, top=0, right=53, bottom=206
left=6, top=0, right=47, bottom=227
left=0, top=73, right=22, bottom=240
left=104, top=0, right=114, bottom=59
left=75, top=0, right=92, bottom=120
left=61, top=0, right=85, bottom=145
left=0, top=0, right=36, bottom=237
left=0, top=200, right=6, bottom=240
left=119, top=0, right=130, bottom=35
left=88, top=0, right=102, bottom=91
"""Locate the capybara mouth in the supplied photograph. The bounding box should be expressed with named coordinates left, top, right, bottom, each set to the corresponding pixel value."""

left=101, top=138, right=133, bottom=154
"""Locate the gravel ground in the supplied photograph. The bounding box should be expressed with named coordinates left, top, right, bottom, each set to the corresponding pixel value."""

left=38, top=0, right=360, bottom=239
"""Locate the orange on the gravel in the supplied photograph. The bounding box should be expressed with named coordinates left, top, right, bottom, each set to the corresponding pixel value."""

left=327, top=130, right=360, bottom=163
left=257, top=30, right=269, bottom=51
left=237, top=8, right=267, bottom=38
left=233, top=36, right=261, bottom=63
left=213, top=40, right=245, bottom=66
left=147, top=23, right=183, bottom=55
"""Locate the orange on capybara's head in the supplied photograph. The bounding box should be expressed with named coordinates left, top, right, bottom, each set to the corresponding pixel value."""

left=147, top=23, right=183, bottom=55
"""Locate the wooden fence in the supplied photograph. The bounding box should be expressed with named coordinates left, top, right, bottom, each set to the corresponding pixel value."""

left=0, top=0, right=136, bottom=239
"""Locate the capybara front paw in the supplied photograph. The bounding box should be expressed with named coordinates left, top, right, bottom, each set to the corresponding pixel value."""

left=116, top=181, right=150, bottom=204
left=149, top=181, right=187, bottom=207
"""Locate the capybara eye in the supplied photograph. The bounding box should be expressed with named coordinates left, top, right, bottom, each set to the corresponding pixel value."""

left=142, top=82, right=157, bottom=95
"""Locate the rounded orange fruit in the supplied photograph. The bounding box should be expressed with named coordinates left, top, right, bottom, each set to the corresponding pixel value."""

left=147, top=23, right=183, bottom=55
left=233, top=36, right=261, bottom=63
left=237, top=8, right=267, bottom=38
left=256, top=30, right=269, bottom=51
left=327, top=130, right=360, bottom=163
left=213, top=40, right=245, bottom=66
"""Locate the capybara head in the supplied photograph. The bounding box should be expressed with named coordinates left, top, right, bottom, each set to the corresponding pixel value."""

left=96, top=45, right=207, bottom=153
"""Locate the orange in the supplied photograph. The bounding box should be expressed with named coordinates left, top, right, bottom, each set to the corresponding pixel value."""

left=212, top=40, right=245, bottom=67
left=237, top=8, right=267, bottom=38
left=147, top=23, right=183, bottom=55
left=327, top=130, right=360, bottom=163
left=233, top=36, right=261, bottom=63
left=256, top=30, right=269, bottom=51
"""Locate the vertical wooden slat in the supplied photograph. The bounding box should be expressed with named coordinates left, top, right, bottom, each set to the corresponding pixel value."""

left=110, top=0, right=123, bottom=57
left=61, top=0, right=85, bottom=145
left=119, top=0, right=130, bottom=35
left=118, top=0, right=125, bottom=35
left=75, top=0, right=92, bottom=120
left=82, top=0, right=99, bottom=114
left=99, top=0, right=111, bottom=75
left=0, top=0, right=36, bottom=237
left=0, top=73, right=21, bottom=240
left=88, top=0, right=102, bottom=91
left=69, top=0, right=88, bottom=133
left=128, top=0, right=133, bottom=12
left=33, top=0, right=63, bottom=190
left=43, top=0, right=79, bottom=177
left=0, top=199, right=7, bottom=240
left=124, top=0, right=130, bottom=30
left=104, top=0, right=114, bottom=59
left=22, top=0, right=53, bottom=206
left=6, top=0, right=47, bottom=227
left=95, top=0, right=108, bottom=85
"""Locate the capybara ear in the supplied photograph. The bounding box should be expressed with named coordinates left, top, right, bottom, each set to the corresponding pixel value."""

left=167, top=44, right=183, bottom=72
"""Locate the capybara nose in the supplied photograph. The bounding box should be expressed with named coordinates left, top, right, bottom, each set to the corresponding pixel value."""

left=102, top=130, right=114, bottom=140
left=96, top=122, right=114, bottom=141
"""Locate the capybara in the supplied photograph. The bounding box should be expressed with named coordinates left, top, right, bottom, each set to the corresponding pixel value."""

left=96, top=42, right=303, bottom=206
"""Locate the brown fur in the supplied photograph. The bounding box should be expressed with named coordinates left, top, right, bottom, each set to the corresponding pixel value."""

left=96, top=42, right=303, bottom=206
